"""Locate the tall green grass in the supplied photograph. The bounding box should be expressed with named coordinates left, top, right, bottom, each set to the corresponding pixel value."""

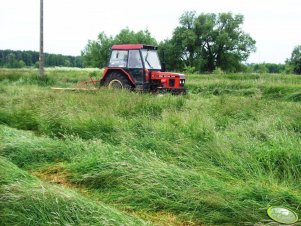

left=0, top=69, right=301, bottom=225
left=187, top=73, right=301, bottom=101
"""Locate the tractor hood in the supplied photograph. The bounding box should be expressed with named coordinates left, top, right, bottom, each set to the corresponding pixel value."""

left=151, top=71, right=185, bottom=79
left=149, top=71, right=186, bottom=93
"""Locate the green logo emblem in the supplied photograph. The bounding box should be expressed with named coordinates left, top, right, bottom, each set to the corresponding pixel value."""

left=267, top=207, right=298, bottom=224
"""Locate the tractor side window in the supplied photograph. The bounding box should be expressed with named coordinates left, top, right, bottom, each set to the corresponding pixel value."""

left=109, top=50, right=128, bottom=67
left=128, top=50, right=143, bottom=68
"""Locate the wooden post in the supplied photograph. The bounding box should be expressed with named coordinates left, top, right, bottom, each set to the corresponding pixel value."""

left=39, top=0, right=45, bottom=79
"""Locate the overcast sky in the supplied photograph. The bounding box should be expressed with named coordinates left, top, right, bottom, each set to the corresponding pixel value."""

left=0, top=0, right=300, bottom=63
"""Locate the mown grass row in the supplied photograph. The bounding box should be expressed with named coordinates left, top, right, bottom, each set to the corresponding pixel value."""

left=0, top=69, right=301, bottom=225
left=0, top=156, right=147, bottom=225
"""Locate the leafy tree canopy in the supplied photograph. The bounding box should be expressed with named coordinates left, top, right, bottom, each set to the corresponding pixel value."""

left=160, top=11, right=256, bottom=72
left=81, top=28, right=157, bottom=68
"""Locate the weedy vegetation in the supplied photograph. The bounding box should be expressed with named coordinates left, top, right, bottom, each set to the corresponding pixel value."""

left=0, top=68, right=301, bottom=225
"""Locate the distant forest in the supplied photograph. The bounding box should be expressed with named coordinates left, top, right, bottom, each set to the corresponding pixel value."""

left=0, top=50, right=83, bottom=68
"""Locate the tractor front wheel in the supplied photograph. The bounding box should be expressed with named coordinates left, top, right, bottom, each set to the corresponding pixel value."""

left=105, top=72, right=132, bottom=90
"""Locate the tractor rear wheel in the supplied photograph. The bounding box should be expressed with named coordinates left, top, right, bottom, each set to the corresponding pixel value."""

left=105, top=72, right=133, bottom=90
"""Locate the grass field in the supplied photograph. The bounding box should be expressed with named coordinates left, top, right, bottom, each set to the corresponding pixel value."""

left=0, top=68, right=301, bottom=225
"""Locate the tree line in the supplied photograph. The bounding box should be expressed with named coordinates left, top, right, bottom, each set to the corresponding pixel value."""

left=82, top=11, right=301, bottom=74
left=0, top=50, right=83, bottom=68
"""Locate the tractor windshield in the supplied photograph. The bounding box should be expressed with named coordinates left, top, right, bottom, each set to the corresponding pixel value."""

left=141, top=49, right=161, bottom=70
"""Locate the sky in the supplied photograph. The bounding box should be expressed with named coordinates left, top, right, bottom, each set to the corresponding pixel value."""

left=0, top=0, right=300, bottom=63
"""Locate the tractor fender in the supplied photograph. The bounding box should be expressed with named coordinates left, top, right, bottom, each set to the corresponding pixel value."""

left=101, top=68, right=135, bottom=86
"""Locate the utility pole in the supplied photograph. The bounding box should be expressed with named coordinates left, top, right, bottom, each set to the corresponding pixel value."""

left=39, top=0, right=45, bottom=79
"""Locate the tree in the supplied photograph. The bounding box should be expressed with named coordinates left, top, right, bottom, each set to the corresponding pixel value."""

left=160, top=12, right=256, bottom=72
left=6, top=53, right=17, bottom=68
left=82, top=28, right=157, bottom=68
left=16, top=60, right=26, bottom=68
left=81, top=32, right=113, bottom=68
left=158, top=12, right=198, bottom=72
left=287, top=45, right=301, bottom=74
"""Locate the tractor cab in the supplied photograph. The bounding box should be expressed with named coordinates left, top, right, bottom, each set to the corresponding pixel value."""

left=101, top=44, right=186, bottom=94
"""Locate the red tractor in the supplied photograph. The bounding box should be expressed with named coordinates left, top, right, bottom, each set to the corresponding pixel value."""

left=100, top=44, right=186, bottom=94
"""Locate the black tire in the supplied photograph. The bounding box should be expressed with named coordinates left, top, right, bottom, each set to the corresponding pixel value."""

left=104, top=72, right=133, bottom=90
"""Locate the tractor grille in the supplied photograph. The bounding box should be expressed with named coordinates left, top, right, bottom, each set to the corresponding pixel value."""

left=169, top=79, right=175, bottom=87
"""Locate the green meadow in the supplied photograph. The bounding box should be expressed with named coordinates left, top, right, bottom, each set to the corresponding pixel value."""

left=0, top=68, right=301, bottom=225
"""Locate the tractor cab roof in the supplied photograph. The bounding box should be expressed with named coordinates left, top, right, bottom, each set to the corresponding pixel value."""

left=111, top=44, right=157, bottom=50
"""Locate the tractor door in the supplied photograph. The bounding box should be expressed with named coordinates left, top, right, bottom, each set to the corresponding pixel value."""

left=127, top=50, right=144, bottom=85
